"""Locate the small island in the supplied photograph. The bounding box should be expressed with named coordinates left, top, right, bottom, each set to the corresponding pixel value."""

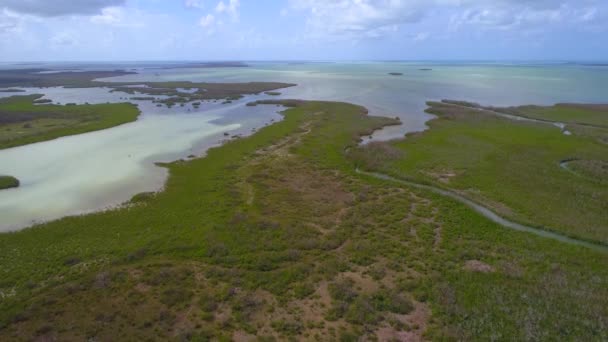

left=264, top=91, right=281, bottom=96
left=0, top=69, right=296, bottom=108
left=419, top=68, right=433, bottom=71
left=0, top=175, right=19, bottom=190
left=130, top=96, right=156, bottom=101
left=388, top=72, right=403, bottom=76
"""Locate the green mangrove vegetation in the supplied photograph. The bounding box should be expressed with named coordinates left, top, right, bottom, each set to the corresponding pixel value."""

left=0, top=175, right=19, bottom=190
left=0, top=69, right=134, bottom=88
left=0, top=69, right=296, bottom=108
left=563, top=159, right=608, bottom=182
left=0, top=94, right=140, bottom=149
left=352, top=100, right=608, bottom=245
left=0, top=100, right=606, bottom=341
left=498, top=103, right=608, bottom=128
left=443, top=100, right=608, bottom=144
left=115, top=82, right=294, bottom=107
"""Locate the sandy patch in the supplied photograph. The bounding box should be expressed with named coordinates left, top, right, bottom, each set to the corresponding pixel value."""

left=464, top=260, right=495, bottom=273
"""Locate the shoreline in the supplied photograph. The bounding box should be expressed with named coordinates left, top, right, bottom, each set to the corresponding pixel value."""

left=0, top=93, right=288, bottom=232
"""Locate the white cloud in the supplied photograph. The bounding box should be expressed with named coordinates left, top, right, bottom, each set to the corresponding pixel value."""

left=195, top=0, right=238, bottom=34
left=0, top=0, right=606, bottom=61
left=290, top=0, right=433, bottom=39
left=89, top=6, right=144, bottom=27
left=0, top=9, right=20, bottom=33
left=91, top=7, right=123, bottom=25
left=579, top=7, right=597, bottom=22
left=413, top=32, right=429, bottom=41
left=0, top=19, right=16, bottom=32
left=199, top=13, right=215, bottom=27
left=185, top=0, right=205, bottom=10
left=50, top=31, right=77, bottom=46
left=291, top=0, right=608, bottom=39
left=215, top=0, right=239, bottom=20
left=450, top=2, right=606, bottom=32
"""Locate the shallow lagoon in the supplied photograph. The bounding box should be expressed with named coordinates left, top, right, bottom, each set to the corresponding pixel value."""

left=103, top=61, right=608, bottom=139
left=1, top=62, right=607, bottom=231
left=0, top=87, right=282, bottom=231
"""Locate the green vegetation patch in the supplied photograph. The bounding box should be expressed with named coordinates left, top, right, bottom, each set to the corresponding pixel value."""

left=447, top=100, right=608, bottom=144
left=114, top=81, right=295, bottom=106
left=0, top=175, right=19, bottom=190
left=129, top=192, right=157, bottom=204
left=0, top=69, right=296, bottom=106
left=0, top=94, right=140, bottom=149
left=0, top=69, right=134, bottom=88
left=505, top=103, right=608, bottom=128
left=564, top=159, right=608, bottom=182
left=130, top=96, right=156, bottom=101
left=354, top=101, right=608, bottom=244
left=0, top=100, right=606, bottom=341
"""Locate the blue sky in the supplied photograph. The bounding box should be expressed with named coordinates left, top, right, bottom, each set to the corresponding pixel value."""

left=0, top=0, right=606, bottom=61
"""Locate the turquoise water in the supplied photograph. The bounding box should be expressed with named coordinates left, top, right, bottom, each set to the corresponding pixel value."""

left=103, top=61, right=608, bottom=139
left=0, top=62, right=607, bottom=231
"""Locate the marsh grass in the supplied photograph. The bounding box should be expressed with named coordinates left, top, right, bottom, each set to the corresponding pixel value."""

left=355, top=101, right=608, bottom=244
left=0, top=101, right=606, bottom=341
left=0, top=95, right=140, bottom=149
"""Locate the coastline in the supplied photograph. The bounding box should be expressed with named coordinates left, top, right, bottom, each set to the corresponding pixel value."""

left=0, top=93, right=289, bottom=232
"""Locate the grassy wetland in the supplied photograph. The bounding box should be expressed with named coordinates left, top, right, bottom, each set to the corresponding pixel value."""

left=0, top=94, right=140, bottom=149
left=0, top=100, right=607, bottom=341
left=0, top=69, right=295, bottom=109
left=352, top=100, right=608, bottom=245
left=0, top=69, right=295, bottom=149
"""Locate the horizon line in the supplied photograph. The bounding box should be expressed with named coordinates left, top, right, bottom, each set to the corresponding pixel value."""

left=1, top=59, right=608, bottom=64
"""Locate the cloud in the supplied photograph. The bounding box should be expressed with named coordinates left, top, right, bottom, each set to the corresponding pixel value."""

left=0, top=0, right=126, bottom=17
left=89, top=6, right=144, bottom=27
left=196, top=0, right=238, bottom=34
left=199, top=14, right=215, bottom=27
left=291, top=0, right=608, bottom=39
left=413, top=32, right=429, bottom=42
left=291, top=0, right=428, bottom=39
left=215, top=0, right=239, bottom=20
left=0, top=0, right=606, bottom=61
left=50, top=31, right=78, bottom=46
left=450, top=2, right=606, bottom=32
left=91, top=7, right=123, bottom=25
left=0, top=20, right=16, bottom=32
left=185, top=0, right=205, bottom=10
left=0, top=9, right=19, bottom=33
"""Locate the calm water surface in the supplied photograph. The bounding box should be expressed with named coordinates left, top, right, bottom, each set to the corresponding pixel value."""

left=1, top=62, right=607, bottom=231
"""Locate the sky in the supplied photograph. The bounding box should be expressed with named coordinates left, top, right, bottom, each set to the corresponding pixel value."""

left=0, top=0, right=606, bottom=61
